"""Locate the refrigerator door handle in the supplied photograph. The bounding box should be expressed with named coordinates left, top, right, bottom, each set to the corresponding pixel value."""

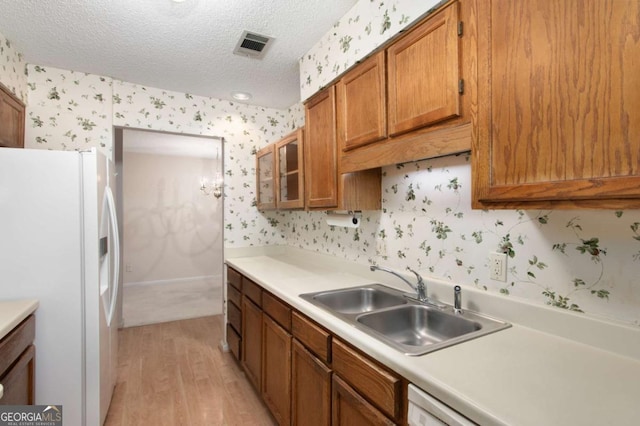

left=105, top=186, right=120, bottom=326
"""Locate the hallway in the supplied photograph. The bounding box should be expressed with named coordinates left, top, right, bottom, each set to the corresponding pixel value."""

left=105, top=316, right=275, bottom=425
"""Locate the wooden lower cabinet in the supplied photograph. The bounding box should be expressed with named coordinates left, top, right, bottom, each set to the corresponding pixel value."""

left=262, top=315, right=292, bottom=426
left=231, top=268, right=409, bottom=426
left=0, top=315, right=36, bottom=405
left=292, top=339, right=332, bottom=426
left=332, top=339, right=404, bottom=423
left=332, top=375, right=395, bottom=426
left=241, top=296, right=263, bottom=391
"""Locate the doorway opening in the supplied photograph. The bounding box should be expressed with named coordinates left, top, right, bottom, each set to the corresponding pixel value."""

left=113, top=128, right=224, bottom=327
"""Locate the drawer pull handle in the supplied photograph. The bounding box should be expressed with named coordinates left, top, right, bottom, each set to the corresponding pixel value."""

left=0, top=383, right=4, bottom=400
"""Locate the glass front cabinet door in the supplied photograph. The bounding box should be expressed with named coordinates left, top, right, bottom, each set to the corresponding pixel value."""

left=256, top=144, right=276, bottom=210
left=275, top=128, right=305, bottom=209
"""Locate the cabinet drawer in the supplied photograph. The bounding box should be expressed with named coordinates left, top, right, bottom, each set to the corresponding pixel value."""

left=291, top=311, right=331, bottom=364
left=226, top=323, right=241, bottom=362
left=332, top=338, right=403, bottom=422
left=0, top=344, right=35, bottom=405
left=263, top=292, right=291, bottom=332
left=0, top=315, right=35, bottom=377
left=226, top=266, right=243, bottom=291
left=227, top=302, right=242, bottom=335
left=332, top=374, right=395, bottom=426
left=227, top=283, right=242, bottom=308
left=243, top=277, right=263, bottom=307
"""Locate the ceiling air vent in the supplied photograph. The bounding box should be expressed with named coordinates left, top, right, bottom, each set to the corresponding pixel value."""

left=233, top=31, right=273, bottom=59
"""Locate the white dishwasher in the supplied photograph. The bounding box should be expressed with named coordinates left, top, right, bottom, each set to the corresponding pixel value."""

left=408, top=384, right=477, bottom=426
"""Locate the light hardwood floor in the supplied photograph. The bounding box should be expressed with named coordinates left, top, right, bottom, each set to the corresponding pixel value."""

left=105, top=315, right=276, bottom=426
left=123, top=278, right=223, bottom=327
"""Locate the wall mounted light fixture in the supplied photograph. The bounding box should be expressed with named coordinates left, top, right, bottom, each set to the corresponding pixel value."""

left=200, top=148, right=223, bottom=198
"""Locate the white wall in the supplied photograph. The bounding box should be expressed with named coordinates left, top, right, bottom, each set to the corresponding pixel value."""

left=123, top=150, right=222, bottom=284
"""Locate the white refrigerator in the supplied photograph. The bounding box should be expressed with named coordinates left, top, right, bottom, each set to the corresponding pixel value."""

left=0, top=148, right=120, bottom=426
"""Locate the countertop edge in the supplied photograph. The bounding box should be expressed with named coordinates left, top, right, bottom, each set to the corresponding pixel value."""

left=0, top=299, right=39, bottom=341
left=224, top=249, right=640, bottom=426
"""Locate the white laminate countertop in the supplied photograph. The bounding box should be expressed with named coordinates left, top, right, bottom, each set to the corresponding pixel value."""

left=0, top=299, right=38, bottom=340
left=226, top=248, right=640, bottom=426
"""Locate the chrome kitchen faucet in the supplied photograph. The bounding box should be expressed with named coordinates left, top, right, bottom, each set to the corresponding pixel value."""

left=370, top=265, right=428, bottom=303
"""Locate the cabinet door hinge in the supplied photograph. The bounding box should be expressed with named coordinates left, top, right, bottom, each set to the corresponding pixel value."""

left=458, top=21, right=463, bottom=37
left=458, top=79, right=464, bottom=94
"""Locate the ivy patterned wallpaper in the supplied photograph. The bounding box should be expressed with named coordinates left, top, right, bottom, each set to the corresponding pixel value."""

left=0, top=31, right=27, bottom=102
left=26, top=65, right=113, bottom=154
left=284, top=156, right=640, bottom=326
left=22, top=63, right=302, bottom=249
left=300, top=0, right=441, bottom=101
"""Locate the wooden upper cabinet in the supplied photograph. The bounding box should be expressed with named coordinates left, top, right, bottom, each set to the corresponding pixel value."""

left=337, top=51, right=387, bottom=151
left=387, top=1, right=461, bottom=137
left=256, top=144, right=276, bottom=210
left=276, top=128, right=305, bottom=209
left=473, top=0, right=640, bottom=209
left=304, top=86, right=338, bottom=209
left=339, top=0, right=473, bottom=174
left=0, top=83, right=25, bottom=149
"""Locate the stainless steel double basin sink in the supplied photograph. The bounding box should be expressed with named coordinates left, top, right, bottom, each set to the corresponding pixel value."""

left=300, top=284, right=510, bottom=356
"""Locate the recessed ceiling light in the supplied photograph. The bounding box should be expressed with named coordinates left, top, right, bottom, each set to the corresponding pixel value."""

left=231, top=91, right=253, bottom=101
left=171, top=0, right=187, bottom=3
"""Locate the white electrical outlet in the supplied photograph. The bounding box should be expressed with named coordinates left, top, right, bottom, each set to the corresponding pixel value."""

left=489, top=252, right=507, bottom=281
left=376, top=238, right=387, bottom=256
left=125, top=263, right=133, bottom=272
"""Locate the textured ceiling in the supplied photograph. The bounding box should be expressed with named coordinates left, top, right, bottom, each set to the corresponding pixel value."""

left=0, top=0, right=358, bottom=109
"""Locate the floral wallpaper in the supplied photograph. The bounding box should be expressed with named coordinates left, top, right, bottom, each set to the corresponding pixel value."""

left=26, top=65, right=113, bottom=155
left=300, top=0, right=442, bottom=101
left=0, top=31, right=28, bottom=103
left=284, top=155, right=640, bottom=326
left=23, top=63, right=300, bottom=250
